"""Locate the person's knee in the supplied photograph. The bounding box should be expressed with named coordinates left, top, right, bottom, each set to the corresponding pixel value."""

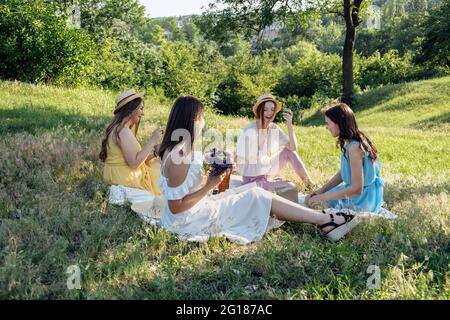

left=281, top=147, right=300, bottom=161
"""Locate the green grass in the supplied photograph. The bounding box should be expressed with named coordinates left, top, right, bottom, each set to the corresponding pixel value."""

left=0, top=77, right=449, bottom=299
left=301, top=76, right=450, bottom=131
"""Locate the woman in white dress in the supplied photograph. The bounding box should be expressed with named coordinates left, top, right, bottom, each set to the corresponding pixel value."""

left=158, top=96, right=359, bottom=244
left=236, top=94, right=315, bottom=190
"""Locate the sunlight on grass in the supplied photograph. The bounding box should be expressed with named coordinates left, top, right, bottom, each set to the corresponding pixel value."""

left=0, top=78, right=449, bottom=299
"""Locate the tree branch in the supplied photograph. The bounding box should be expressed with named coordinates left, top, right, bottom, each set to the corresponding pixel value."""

left=327, top=10, right=345, bottom=18
left=352, top=0, right=364, bottom=28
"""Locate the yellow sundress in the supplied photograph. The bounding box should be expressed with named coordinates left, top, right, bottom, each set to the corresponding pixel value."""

left=103, top=133, right=161, bottom=195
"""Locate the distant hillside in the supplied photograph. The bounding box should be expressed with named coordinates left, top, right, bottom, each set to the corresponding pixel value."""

left=301, top=76, right=450, bottom=130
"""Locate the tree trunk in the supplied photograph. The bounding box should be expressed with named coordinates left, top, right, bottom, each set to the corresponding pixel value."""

left=342, top=0, right=355, bottom=106
left=342, top=23, right=355, bottom=105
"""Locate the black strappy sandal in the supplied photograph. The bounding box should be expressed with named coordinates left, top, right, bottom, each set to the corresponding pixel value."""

left=320, top=211, right=359, bottom=242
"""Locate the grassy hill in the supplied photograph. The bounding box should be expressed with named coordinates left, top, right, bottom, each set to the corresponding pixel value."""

left=301, top=76, right=450, bottom=130
left=0, top=77, right=449, bottom=299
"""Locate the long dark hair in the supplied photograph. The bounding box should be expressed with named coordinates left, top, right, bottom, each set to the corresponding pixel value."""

left=322, top=103, right=378, bottom=161
left=158, top=96, right=204, bottom=159
left=99, top=98, right=143, bottom=162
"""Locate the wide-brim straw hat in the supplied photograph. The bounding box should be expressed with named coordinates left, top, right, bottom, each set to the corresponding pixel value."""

left=252, top=94, right=282, bottom=118
left=114, top=89, right=144, bottom=114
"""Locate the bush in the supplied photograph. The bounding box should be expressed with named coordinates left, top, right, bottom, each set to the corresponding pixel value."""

left=92, top=37, right=140, bottom=90
left=274, top=95, right=311, bottom=125
left=215, top=44, right=284, bottom=115
left=149, top=40, right=226, bottom=107
left=357, top=50, right=418, bottom=90
left=275, top=42, right=342, bottom=99
left=0, top=0, right=95, bottom=86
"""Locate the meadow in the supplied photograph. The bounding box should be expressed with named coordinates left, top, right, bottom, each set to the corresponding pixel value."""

left=0, top=76, right=449, bottom=299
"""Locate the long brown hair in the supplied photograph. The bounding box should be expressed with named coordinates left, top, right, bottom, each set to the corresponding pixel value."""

left=99, top=98, right=143, bottom=162
left=158, top=96, right=204, bottom=159
left=322, top=103, right=378, bottom=161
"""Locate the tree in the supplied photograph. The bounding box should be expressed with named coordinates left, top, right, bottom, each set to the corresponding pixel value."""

left=50, top=0, right=147, bottom=39
left=418, top=0, right=450, bottom=68
left=340, top=0, right=365, bottom=104
left=0, top=0, right=95, bottom=85
left=199, top=0, right=368, bottom=105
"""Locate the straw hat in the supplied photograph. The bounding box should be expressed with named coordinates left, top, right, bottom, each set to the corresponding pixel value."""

left=252, top=94, right=282, bottom=118
left=114, top=89, right=144, bottom=114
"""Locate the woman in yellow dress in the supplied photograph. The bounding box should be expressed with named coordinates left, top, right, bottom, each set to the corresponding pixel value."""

left=99, top=89, right=163, bottom=195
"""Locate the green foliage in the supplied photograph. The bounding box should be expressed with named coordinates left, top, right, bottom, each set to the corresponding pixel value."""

left=275, top=42, right=342, bottom=99
left=215, top=45, right=284, bottom=115
left=75, top=0, right=146, bottom=39
left=0, top=78, right=449, bottom=299
left=156, top=41, right=226, bottom=106
left=418, top=0, right=450, bottom=68
left=357, top=50, right=418, bottom=90
left=0, top=0, right=96, bottom=86
left=275, top=95, right=311, bottom=124
left=355, top=13, right=426, bottom=57
left=1, top=0, right=448, bottom=113
left=92, top=37, right=139, bottom=90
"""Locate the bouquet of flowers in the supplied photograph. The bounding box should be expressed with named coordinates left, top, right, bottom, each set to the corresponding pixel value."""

left=204, top=148, right=233, bottom=192
left=204, top=148, right=233, bottom=176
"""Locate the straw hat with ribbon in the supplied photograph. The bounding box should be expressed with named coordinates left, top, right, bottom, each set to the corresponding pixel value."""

left=252, top=94, right=282, bottom=118
left=114, top=89, right=144, bottom=114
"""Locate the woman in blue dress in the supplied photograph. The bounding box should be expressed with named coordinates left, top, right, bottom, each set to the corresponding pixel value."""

left=306, top=103, right=384, bottom=213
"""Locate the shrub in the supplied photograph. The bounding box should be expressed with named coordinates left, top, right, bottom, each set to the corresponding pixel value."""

left=357, top=50, right=418, bottom=90
left=92, top=37, right=139, bottom=90
left=0, top=0, right=95, bottom=86
left=275, top=43, right=342, bottom=99
left=274, top=95, right=311, bottom=125
left=215, top=45, right=284, bottom=116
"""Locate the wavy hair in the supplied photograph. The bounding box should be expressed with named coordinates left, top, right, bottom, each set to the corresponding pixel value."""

left=322, top=103, right=378, bottom=161
left=99, top=98, right=143, bottom=162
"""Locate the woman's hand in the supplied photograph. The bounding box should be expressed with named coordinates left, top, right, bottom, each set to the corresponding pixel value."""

left=308, top=194, right=326, bottom=207
left=150, top=128, right=164, bottom=144
left=154, top=143, right=161, bottom=155
left=283, top=111, right=293, bottom=127
left=305, top=191, right=318, bottom=205
left=206, top=168, right=231, bottom=189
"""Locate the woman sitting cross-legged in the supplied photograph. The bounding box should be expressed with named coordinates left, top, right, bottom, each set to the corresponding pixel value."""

left=158, top=95, right=359, bottom=243
left=306, top=103, right=384, bottom=213
left=100, top=89, right=163, bottom=195
left=236, top=94, right=315, bottom=192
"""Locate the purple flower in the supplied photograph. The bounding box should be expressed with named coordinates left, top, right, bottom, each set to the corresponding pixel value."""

left=204, top=148, right=233, bottom=176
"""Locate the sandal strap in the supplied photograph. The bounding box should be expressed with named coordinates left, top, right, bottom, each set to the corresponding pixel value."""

left=320, top=222, right=339, bottom=229
left=320, top=214, right=337, bottom=230
left=320, top=213, right=350, bottom=234
left=336, top=212, right=354, bottom=223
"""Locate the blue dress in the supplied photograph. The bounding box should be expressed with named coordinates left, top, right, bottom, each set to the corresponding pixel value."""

left=326, top=140, right=384, bottom=213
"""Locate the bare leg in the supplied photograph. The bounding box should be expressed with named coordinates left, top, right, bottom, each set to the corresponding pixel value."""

left=268, top=148, right=315, bottom=187
left=270, top=193, right=345, bottom=232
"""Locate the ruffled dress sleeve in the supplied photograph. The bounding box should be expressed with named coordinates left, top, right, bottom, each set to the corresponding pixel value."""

left=158, top=151, right=204, bottom=200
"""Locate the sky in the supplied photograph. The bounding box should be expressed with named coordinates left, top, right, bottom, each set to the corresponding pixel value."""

left=140, top=0, right=214, bottom=18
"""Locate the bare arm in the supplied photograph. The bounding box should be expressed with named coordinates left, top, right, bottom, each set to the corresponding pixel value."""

left=315, top=171, right=343, bottom=195
left=118, top=127, right=162, bottom=169
left=163, top=152, right=228, bottom=214
left=145, top=143, right=160, bottom=164
left=168, top=171, right=228, bottom=214
left=312, top=144, right=364, bottom=203
left=283, top=112, right=298, bottom=151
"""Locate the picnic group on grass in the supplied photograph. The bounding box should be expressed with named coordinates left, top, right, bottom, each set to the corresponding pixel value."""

left=100, top=89, right=385, bottom=244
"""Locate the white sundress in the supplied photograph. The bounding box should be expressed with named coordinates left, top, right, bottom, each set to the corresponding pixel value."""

left=158, top=150, right=284, bottom=245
